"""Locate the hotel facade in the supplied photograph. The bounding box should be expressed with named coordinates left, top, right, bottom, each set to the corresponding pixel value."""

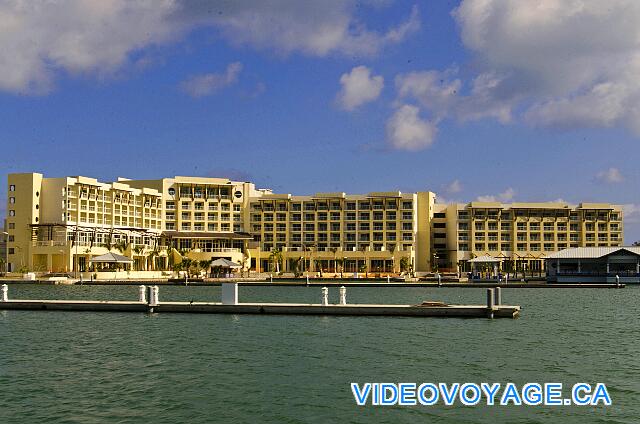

left=3, top=172, right=624, bottom=277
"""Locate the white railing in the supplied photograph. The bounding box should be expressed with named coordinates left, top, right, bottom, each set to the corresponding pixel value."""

left=33, top=240, right=68, bottom=247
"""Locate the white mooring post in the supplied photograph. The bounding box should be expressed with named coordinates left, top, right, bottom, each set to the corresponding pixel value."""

left=494, top=286, right=501, bottom=306
left=321, top=287, right=329, bottom=306
left=437, top=272, right=442, bottom=287
left=339, top=286, right=347, bottom=305
left=306, top=275, right=310, bottom=285
left=1, top=284, right=8, bottom=302
left=149, top=286, right=159, bottom=306
left=486, top=288, right=495, bottom=319
left=222, top=283, right=239, bottom=305
left=387, top=275, right=390, bottom=283
left=138, top=285, right=147, bottom=303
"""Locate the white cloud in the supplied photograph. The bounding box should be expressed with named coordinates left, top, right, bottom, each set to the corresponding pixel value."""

left=386, top=104, right=438, bottom=151
left=476, top=188, right=516, bottom=203
left=0, top=1, right=420, bottom=94
left=596, top=167, right=624, bottom=184
left=623, top=204, right=640, bottom=224
left=200, top=2, right=421, bottom=57
left=180, top=62, right=243, bottom=97
left=392, top=0, right=640, bottom=142
left=444, top=179, right=462, bottom=193
left=337, top=66, right=384, bottom=110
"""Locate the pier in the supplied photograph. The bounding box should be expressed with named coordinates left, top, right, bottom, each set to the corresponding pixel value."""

left=0, top=284, right=520, bottom=319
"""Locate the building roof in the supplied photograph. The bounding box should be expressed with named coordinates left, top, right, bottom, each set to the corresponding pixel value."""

left=211, top=258, right=241, bottom=268
left=545, top=247, right=640, bottom=260
left=89, top=252, right=133, bottom=263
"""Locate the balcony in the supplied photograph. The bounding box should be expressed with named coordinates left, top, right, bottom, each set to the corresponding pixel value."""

left=32, top=240, right=68, bottom=247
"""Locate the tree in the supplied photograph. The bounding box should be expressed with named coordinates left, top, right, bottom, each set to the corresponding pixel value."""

left=114, top=240, right=129, bottom=254
left=633, top=241, right=640, bottom=246
left=269, top=248, right=283, bottom=273
left=181, top=258, right=193, bottom=278
left=359, top=262, right=367, bottom=277
left=336, top=258, right=344, bottom=278
left=199, top=259, right=212, bottom=277
left=329, top=247, right=338, bottom=274
left=292, top=256, right=303, bottom=277
left=399, top=257, right=410, bottom=274
left=314, top=259, right=323, bottom=277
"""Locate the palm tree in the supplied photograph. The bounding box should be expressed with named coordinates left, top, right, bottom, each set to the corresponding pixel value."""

left=269, top=248, right=283, bottom=274
left=399, top=257, right=410, bottom=274
left=336, top=258, right=344, bottom=278
left=199, top=259, right=212, bottom=277
left=181, top=257, right=193, bottom=278
left=329, top=247, right=338, bottom=274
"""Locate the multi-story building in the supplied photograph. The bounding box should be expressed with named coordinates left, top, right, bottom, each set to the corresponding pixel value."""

left=4, top=173, right=263, bottom=275
left=246, top=191, right=435, bottom=274
left=3, top=172, right=623, bottom=277
left=432, top=202, right=623, bottom=273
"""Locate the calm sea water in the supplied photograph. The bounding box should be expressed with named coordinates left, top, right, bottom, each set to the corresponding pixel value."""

left=0, top=284, right=638, bottom=424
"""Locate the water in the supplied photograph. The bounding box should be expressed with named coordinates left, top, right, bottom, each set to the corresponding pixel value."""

left=1, top=284, right=638, bottom=423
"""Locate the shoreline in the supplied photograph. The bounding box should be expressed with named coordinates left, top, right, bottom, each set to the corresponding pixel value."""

left=0, top=278, right=625, bottom=288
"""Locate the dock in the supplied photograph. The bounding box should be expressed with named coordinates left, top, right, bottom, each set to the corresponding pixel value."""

left=0, top=284, right=520, bottom=319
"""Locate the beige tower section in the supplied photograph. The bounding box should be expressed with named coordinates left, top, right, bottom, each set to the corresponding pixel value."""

left=6, top=173, right=43, bottom=272
left=415, top=191, right=436, bottom=273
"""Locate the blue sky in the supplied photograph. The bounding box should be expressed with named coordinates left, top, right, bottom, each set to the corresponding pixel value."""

left=1, top=1, right=640, bottom=240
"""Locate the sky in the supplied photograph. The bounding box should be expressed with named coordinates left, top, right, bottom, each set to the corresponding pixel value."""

left=1, top=0, right=640, bottom=240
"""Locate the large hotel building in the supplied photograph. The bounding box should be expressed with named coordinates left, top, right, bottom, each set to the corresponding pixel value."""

left=3, top=173, right=624, bottom=276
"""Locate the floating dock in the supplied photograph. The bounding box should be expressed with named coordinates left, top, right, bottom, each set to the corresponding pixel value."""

left=0, top=284, right=520, bottom=319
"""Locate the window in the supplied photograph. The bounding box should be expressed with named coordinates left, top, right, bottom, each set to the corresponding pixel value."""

left=434, top=213, right=446, bottom=218
left=9, top=197, right=15, bottom=204
left=9, top=210, right=15, bottom=216
left=8, top=223, right=15, bottom=229
left=8, top=248, right=15, bottom=254
left=9, top=184, right=16, bottom=192
left=433, top=223, right=446, bottom=228
left=168, top=188, right=175, bottom=196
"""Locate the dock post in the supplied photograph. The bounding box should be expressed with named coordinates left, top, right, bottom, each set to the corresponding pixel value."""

left=1, top=284, right=7, bottom=302
left=616, top=275, right=620, bottom=287
left=306, top=275, right=310, bottom=285
left=486, top=288, right=495, bottom=319
left=222, top=283, right=239, bottom=305
left=321, top=287, right=329, bottom=305
left=437, top=272, right=441, bottom=287
left=339, top=286, right=347, bottom=305
left=494, top=286, right=501, bottom=306
left=387, top=275, right=390, bottom=283
left=138, top=285, right=147, bottom=303
left=149, top=286, right=159, bottom=306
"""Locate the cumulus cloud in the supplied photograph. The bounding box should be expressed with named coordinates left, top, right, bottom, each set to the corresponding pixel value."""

left=623, top=204, right=640, bottom=224
left=595, top=167, right=624, bottom=184
left=386, top=105, right=438, bottom=151
left=476, top=188, right=516, bottom=203
left=0, top=1, right=420, bottom=94
left=389, top=0, right=640, bottom=146
left=180, top=62, right=242, bottom=97
left=337, top=66, right=384, bottom=110
left=444, top=179, right=462, bottom=194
